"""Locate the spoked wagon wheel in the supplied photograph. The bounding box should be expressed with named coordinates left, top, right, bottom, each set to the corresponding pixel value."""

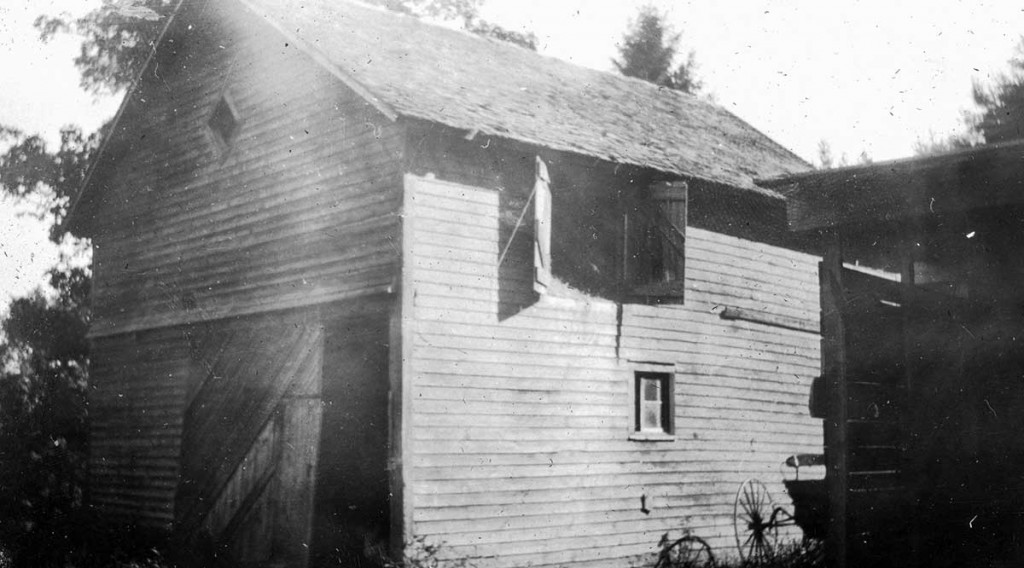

left=734, top=479, right=779, bottom=564
left=655, top=535, right=717, bottom=568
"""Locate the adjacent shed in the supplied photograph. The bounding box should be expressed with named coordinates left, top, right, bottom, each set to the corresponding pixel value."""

left=67, top=1, right=823, bottom=566
left=761, top=139, right=1024, bottom=568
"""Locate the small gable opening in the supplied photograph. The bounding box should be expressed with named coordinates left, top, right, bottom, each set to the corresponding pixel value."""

left=209, top=94, right=240, bottom=148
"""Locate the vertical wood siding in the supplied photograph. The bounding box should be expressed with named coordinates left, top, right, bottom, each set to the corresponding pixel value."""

left=189, top=312, right=324, bottom=567
left=177, top=314, right=323, bottom=535
left=86, top=2, right=403, bottom=337
left=403, top=175, right=821, bottom=567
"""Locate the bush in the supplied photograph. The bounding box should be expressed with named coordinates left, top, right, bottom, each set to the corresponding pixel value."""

left=722, top=540, right=825, bottom=568
left=0, top=506, right=175, bottom=568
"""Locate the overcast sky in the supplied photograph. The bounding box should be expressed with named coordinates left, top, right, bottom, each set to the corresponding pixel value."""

left=2, top=0, right=1023, bottom=305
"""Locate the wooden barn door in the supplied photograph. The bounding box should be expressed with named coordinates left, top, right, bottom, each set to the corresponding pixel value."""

left=820, top=255, right=913, bottom=568
left=177, top=316, right=324, bottom=567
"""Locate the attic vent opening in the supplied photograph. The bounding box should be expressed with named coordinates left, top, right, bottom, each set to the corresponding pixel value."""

left=209, top=95, right=239, bottom=146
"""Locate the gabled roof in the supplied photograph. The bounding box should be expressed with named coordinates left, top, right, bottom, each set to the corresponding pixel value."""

left=68, top=0, right=811, bottom=233
left=239, top=0, right=809, bottom=194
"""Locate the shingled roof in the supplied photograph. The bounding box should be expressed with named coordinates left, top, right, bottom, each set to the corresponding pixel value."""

left=241, top=0, right=809, bottom=195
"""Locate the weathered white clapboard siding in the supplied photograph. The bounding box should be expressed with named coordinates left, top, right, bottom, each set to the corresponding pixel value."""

left=87, top=2, right=403, bottom=338
left=86, top=2, right=401, bottom=530
left=403, top=176, right=821, bottom=567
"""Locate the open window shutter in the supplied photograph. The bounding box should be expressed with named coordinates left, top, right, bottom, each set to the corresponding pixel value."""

left=625, top=181, right=688, bottom=298
left=533, top=156, right=552, bottom=294
left=651, top=181, right=687, bottom=285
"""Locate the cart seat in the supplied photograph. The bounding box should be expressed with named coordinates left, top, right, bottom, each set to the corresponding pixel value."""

left=785, top=453, right=825, bottom=469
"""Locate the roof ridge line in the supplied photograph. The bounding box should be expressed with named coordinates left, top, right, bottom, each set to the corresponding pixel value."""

left=233, top=0, right=398, bottom=121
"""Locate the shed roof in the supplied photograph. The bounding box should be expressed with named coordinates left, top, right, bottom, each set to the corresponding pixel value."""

left=240, top=0, right=809, bottom=194
left=758, top=139, right=1024, bottom=232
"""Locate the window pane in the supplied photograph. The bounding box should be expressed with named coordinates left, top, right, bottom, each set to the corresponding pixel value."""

left=642, top=377, right=662, bottom=401
left=641, top=403, right=662, bottom=431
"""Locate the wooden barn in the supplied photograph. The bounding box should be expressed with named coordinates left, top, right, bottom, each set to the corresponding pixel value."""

left=762, top=140, right=1024, bottom=568
left=64, top=0, right=823, bottom=566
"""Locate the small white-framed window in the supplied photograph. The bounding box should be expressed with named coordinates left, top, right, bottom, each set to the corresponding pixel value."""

left=632, top=371, right=675, bottom=440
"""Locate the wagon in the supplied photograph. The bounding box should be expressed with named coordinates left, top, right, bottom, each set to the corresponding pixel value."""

left=733, top=454, right=827, bottom=563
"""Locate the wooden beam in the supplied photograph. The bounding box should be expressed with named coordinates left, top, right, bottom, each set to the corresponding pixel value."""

left=899, top=238, right=921, bottom=568
left=780, top=139, right=1024, bottom=232
left=388, top=175, right=419, bottom=558
left=718, top=306, right=818, bottom=333
left=820, top=236, right=849, bottom=568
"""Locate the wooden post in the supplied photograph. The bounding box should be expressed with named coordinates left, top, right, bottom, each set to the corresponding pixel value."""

left=388, top=297, right=407, bottom=559
left=899, top=240, right=920, bottom=568
left=388, top=176, right=418, bottom=559
left=820, top=237, right=848, bottom=568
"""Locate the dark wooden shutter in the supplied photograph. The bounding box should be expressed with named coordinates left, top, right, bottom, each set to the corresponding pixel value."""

left=650, top=181, right=687, bottom=285
left=625, top=181, right=687, bottom=298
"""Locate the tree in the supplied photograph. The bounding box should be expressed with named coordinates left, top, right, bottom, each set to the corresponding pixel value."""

left=816, top=139, right=835, bottom=169
left=911, top=129, right=978, bottom=157
left=0, top=268, right=91, bottom=566
left=0, top=127, right=101, bottom=243
left=0, top=121, right=99, bottom=568
left=971, top=38, right=1024, bottom=145
left=36, top=0, right=171, bottom=95
left=37, top=0, right=536, bottom=84
left=816, top=139, right=874, bottom=169
left=366, top=0, right=482, bottom=21
left=363, top=0, right=537, bottom=50
left=465, top=19, right=537, bottom=51
left=613, top=5, right=701, bottom=94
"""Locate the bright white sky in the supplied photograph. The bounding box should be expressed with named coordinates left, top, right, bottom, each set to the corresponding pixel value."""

left=1, top=0, right=1023, bottom=306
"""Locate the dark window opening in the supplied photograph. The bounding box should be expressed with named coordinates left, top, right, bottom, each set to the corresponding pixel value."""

left=209, top=95, right=240, bottom=147
left=635, top=371, right=674, bottom=434
left=624, top=181, right=687, bottom=299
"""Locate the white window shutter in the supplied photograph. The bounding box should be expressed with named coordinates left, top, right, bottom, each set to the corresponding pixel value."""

left=533, top=156, right=552, bottom=294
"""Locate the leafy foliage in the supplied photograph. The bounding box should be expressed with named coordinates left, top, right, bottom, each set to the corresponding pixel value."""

left=913, top=38, right=1024, bottom=155
left=971, top=38, right=1024, bottom=145
left=613, top=5, right=701, bottom=94
left=364, top=0, right=536, bottom=50
left=816, top=140, right=835, bottom=169
left=0, top=267, right=91, bottom=566
left=382, top=536, right=474, bottom=568
left=815, top=139, right=873, bottom=169
left=36, top=0, right=175, bottom=94
left=911, top=129, right=979, bottom=157
left=365, top=0, right=482, bottom=21
left=0, top=127, right=101, bottom=243
left=465, top=20, right=537, bottom=51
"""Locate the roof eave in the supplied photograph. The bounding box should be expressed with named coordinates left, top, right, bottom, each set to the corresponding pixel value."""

left=63, top=0, right=189, bottom=237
